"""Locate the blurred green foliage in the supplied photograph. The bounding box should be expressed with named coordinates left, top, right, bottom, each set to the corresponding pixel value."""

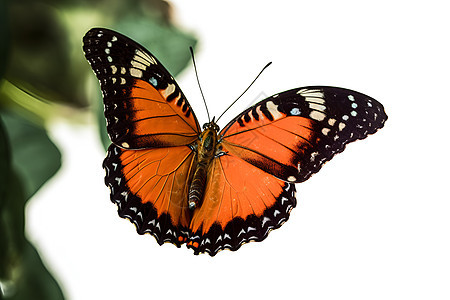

left=0, top=0, right=197, bottom=298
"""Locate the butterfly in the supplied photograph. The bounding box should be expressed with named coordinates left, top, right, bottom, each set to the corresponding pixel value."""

left=83, top=28, right=387, bottom=256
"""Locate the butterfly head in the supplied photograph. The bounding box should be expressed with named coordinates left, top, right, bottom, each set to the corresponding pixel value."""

left=202, top=117, right=220, bottom=132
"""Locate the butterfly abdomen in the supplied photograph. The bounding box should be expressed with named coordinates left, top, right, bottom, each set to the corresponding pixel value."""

left=188, top=163, right=208, bottom=210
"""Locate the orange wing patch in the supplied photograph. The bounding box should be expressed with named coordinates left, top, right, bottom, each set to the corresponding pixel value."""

left=125, top=80, right=200, bottom=147
left=187, top=152, right=297, bottom=256
left=223, top=116, right=315, bottom=183
left=104, top=144, right=195, bottom=246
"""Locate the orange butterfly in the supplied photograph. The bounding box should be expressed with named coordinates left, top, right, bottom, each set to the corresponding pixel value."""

left=83, top=28, right=387, bottom=256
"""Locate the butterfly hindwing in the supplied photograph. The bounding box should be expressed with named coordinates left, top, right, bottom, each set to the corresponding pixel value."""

left=187, top=153, right=297, bottom=256
left=83, top=28, right=201, bottom=149
left=103, top=144, right=195, bottom=246
left=220, top=86, right=387, bottom=183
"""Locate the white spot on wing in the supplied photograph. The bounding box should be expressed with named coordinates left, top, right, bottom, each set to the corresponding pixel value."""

left=162, top=83, right=176, bottom=98
left=266, top=101, right=283, bottom=120
left=149, top=77, right=157, bottom=86
left=310, top=110, right=326, bottom=121
left=298, top=88, right=325, bottom=104
left=290, top=107, right=301, bottom=115
left=135, top=49, right=157, bottom=65
left=131, top=60, right=147, bottom=70
left=287, top=176, right=296, bottom=182
left=133, top=53, right=151, bottom=66
left=130, top=68, right=143, bottom=78
left=309, top=102, right=326, bottom=112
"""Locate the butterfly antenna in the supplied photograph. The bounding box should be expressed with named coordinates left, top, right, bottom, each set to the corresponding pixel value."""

left=190, top=47, right=211, bottom=123
left=216, top=61, right=272, bottom=123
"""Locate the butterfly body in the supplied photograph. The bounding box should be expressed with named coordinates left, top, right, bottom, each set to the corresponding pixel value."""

left=188, top=121, right=221, bottom=210
left=83, top=28, right=387, bottom=256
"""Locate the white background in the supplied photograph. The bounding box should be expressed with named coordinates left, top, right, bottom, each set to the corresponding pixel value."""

left=28, top=1, right=449, bottom=299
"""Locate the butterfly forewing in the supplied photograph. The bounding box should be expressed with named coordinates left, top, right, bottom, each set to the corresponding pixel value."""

left=83, top=28, right=200, bottom=149
left=220, top=86, right=387, bottom=183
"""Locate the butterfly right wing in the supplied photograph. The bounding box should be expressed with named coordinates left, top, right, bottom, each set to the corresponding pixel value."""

left=186, top=86, right=387, bottom=255
left=103, top=144, right=196, bottom=246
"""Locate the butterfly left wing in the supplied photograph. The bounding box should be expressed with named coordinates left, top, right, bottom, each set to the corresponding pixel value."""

left=83, top=28, right=201, bottom=248
left=220, top=86, right=387, bottom=183
left=83, top=28, right=201, bottom=149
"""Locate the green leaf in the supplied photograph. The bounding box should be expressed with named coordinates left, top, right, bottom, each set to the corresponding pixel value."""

left=0, top=170, right=65, bottom=300
left=1, top=111, right=61, bottom=200
left=0, top=171, right=26, bottom=283
left=0, top=115, right=10, bottom=209
left=0, top=109, right=64, bottom=299
left=6, top=241, right=66, bottom=300
left=6, top=2, right=86, bottom=107
left=0, top=0, right=9, bottom=80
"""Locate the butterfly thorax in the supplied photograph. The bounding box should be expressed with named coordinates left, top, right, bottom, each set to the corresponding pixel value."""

left=188, top=122, right=220, bottom=210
